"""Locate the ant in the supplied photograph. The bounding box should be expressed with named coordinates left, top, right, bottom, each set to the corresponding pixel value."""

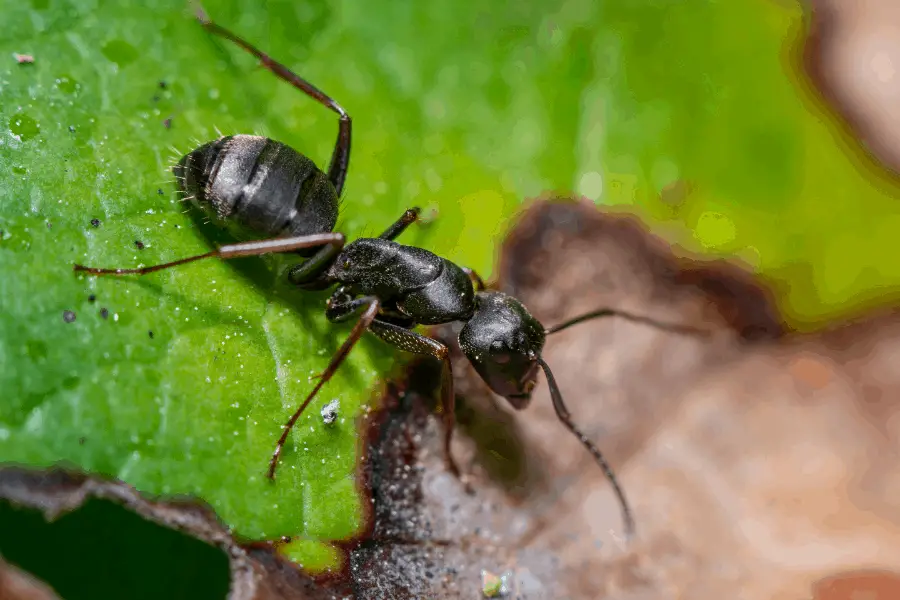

left=73, top=8, right=708, bottom=539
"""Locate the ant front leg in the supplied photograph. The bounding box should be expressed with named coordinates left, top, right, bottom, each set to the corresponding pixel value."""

left=379, top=207, right=420, bottom=241
left=267, top=293, right=381, bottom=479
left=195, top=7, right=352, bottom=195
left=324, top=286, right=379, bottom=323
left=291, top=207, right=422, bottom=288
left=288, top=241, right=345, bottom=289
left=74, top=233, right=344, bottom=276
left=365, top=319, right=473, bottom=493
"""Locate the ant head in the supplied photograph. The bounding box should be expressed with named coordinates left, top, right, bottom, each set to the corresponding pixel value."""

left=458, top=291, right=546, bottom=408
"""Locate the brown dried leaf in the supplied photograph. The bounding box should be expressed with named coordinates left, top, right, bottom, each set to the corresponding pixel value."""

left=0, top=557, right=61, bottom=600
left=807, top=0, right=900, bottom=177
left=352, top=199, right=900, bottom=599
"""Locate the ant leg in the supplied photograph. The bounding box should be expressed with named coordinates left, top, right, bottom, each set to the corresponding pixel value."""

left=195, top=7, right=352, bottom=195
left=324, top=287, right=375, bottom=322
left=288, top=242, right=343, bottom=288
left=290, top=205, right=422, bottom=287
left=379, top=207, right=421, bottom=241
left=461, top=267, right=485, bottom=291
left=367, top=319, right=470, bottom=489
left=74, top=232, right=344, bottom=276
left=267, top=295, right=381, bottom=479
left=545, top=308, right=710, bottom=337
left=537, top=357, right=635, bottom=539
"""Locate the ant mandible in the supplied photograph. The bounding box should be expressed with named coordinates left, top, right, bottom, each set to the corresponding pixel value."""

left=74, top=8, right=707, bottom=539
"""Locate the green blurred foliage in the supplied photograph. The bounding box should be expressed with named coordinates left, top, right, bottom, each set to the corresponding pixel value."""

left=593, top=2, right=900, bottom=327
left=1, top=0, right=898, bottom=576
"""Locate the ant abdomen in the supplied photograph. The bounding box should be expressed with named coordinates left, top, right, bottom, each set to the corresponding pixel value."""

left=175, top=134, right=339, bottom=256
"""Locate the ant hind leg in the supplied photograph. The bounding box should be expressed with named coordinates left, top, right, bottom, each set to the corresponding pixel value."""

left=194, top=5, right=352, bottom=196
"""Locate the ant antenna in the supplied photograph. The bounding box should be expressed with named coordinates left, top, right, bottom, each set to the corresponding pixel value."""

left=545, top=308, right=710, bottom=337
left=536, top=307, right=709, bottom=539
left=536, top=356, right=636, bottom=539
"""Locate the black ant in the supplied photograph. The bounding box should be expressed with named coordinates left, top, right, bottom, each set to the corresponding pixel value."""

left=73, top=8, right=708, bottom=539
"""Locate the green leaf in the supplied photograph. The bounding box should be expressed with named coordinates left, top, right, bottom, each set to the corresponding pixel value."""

left=2, top=0, right=899, bottom=575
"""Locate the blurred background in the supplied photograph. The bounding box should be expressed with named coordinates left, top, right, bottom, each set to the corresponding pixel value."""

left=2, top=0, right=900, bottom=598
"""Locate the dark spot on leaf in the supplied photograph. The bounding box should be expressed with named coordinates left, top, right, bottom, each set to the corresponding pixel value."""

left=90, top=218, right=100, bottom=228
left=134, top=240, right=144, bottom=250
left=88, top=294, right=96, bottom=303
left=9, top=112, right=39, bottom=141
left=54, top=75, right=77, bottom=94
left=157, top=188, right=164, bottom=195
left=45, top=221, right=51, bottom=229
left=78, top=437, right=86, bottom=445
left=25, top=340, right=47, bottom=361
left=163, top=117, right=172, bottom=129
left=148, top=331, right=154, bottom=339
left=68, top=125, right=75, bottom=133
left=158, top=80, right=167, bottom=89
left=100, top=39, right=138, bottom=68
left=100, top=308, right=109, bottom=320
left=62, top=310, right=76, bottom=323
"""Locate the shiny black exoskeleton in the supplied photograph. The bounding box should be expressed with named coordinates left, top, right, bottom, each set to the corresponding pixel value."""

left=175, top=135, right=339, bottom=254
left=73, top=8, right=709, bottom=540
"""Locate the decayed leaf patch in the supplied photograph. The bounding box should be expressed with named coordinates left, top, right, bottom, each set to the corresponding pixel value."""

left=348, top=199, right=900, bottom=598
